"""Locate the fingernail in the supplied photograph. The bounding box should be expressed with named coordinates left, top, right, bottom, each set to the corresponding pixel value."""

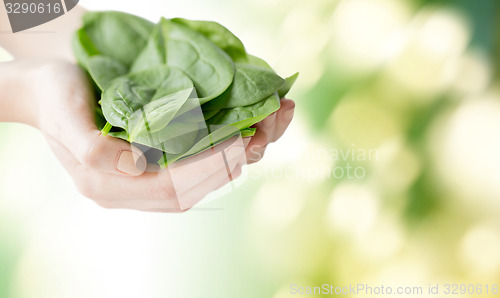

left=117, top=151, right=146, bottom=176
left=284, top=108, right=295, bottom=121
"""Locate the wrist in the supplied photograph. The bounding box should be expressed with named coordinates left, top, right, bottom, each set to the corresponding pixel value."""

left=0, top=59, right=43, bottom=128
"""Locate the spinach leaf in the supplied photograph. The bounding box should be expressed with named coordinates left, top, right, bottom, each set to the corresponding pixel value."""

left=73, top=11, right=298, bottom=167
left=207, top=92, right=281, bottom=128
left=129, top=23, right=166, bottom=73
left=171, top=18, right=247, bottom=62
left=82, top=11, right=154, bottom=67
left=246, top=54, right=273, bottom=70
left=160, top=18, right=235, bottom=103
left=244, top=55, right=300, bottom=98
left=127, top=88, right=194, bottom=140
left=110, top=126, right=200, bottom=156
left=159, top=125, right=242, bottom=167
left=202, top=63, right=284, bottom=111
left=278, top=72, right=299, bottom=98
left=202, top=108, right=220, bottom=120
left=87, top=55, right=128, bottom=90
left=130, top=113, right=201, bottom=154
left=72, top=27, right=100, bottom=69
left=100, top=66, right=193, bottom=132
left=126, top=66, right=194, bottom=100
left=158, top=93, right=280, bottom=167
left=107, top=130, right=128, bottom=140
left=195, top=92, right=280, bottom=159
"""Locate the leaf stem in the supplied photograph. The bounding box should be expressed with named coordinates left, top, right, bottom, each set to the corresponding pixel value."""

left=101, top=122, right=113, bottom=136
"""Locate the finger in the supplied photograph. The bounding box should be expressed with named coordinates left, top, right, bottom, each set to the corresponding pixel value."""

left=43, top=78, right=147, bottom=176
left=271, top=98, right=295, bottom=142
left=170, top=135, right=240, bottom=168
left=44, top=136, right=150, bottom=207
left=74, top=130, right=147, bottom=176
left=51, top=128, right=147, bottom=177
left=49, top=108, right=147, bottom=176
left=70, top=139, right=246, bottom=212
left=235, top=99, right=295, bottom=164
left=75, top=141, right=246, bottom=212
left=175, top=149, right=245, bottom=210
left=245, top=130, right=268, bottom=164
left=167, top=138, right=246, bottom=195
left=45, top=136, right=83, bottom=175
left=243, top=137, right=251, bottom=148
left=74, top=170, right=182, bottom=211
left=253, top=112, right=277, bottom=143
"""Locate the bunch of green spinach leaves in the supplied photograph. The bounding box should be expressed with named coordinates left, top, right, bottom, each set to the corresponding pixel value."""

left=73, top=11, right=298, bottom=167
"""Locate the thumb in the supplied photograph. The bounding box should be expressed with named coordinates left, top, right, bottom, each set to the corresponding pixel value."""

left=41, top=65, right=147, bottom=176
left=62, top=128, right=147, bottom=176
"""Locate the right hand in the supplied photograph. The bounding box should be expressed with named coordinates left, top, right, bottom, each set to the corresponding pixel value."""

left=21, top=59, right=248, bottom=212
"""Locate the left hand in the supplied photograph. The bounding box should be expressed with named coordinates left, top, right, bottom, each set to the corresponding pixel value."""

left=245, top=98, right=295, bottom=163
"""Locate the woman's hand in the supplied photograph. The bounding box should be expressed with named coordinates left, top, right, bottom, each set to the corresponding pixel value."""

left=0, top=59, right=294, bottom=212
left=245, top=98, right=295, bottom=164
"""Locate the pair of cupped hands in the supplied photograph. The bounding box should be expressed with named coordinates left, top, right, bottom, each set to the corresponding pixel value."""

left=30, top=60, right=294, bottom=212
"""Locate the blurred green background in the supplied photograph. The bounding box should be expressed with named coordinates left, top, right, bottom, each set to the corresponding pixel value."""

left=1, top=0, right=500, bottom=297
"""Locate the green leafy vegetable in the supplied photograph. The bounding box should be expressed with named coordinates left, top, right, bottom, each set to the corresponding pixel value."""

left=129, top=24, right=166, bottom=73
left=207, top=92, right=281, bottom=128
left=87, top=55, right=127, bottom=90
left=72, top=11, right=298, bottom=167
left=278, top=72, right=299, bottom=98
left=171, top=18, right=248, bottom=62
left=100, top=66, right=194, bottom=133
left=246, top=54, right=273, bottom=70
left=202, top=64, right=284, bottom=110
left=72, top=28, right=99, bottom=69
left=161, top=18, right=235, bottom=103
left=82, top=11, right=154, bottom=67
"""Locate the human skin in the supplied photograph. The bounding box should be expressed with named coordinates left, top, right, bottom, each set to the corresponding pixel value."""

left=0, top=7, right=295, bottom=212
